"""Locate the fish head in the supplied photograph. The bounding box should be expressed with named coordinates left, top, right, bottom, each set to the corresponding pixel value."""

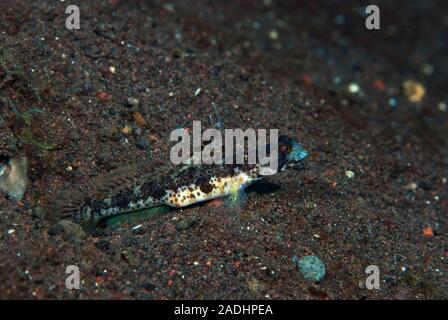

left=258, top=135, right=308, bottom=176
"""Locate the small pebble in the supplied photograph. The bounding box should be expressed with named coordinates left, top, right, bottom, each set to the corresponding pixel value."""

left=163, top=3, right=175, bottom=12
left=345, top=170, right=355, bottom=179
left=405, top=182, right=418, bottom=190
left=403, top=80, right=425, bottom=103
left=97, top=91, right=108, bottom=101
left=347, top=83, right=360, bottom=94
left=134, top=127, right=143, bottom=136
left=127, top=97, right=139, bottom=107
left=269, top=30, right=279, bottom=40
left=136, top=136, right=150, bottom=152
left=175, top=217, right=196, bottom=231
left=133, top=112, right=146, bottom=127
left=122, top=125, right=132, bottom=135
left=388, top=98, right=397, bottom=108
left=438, top=102, right=447, bottom=112
left=422, top=226, right=434, bottom=237
left=293, top=255, right=326, bottom=282
left=108, top=66, right=116, bottom=74
left=421, top=63, right=434, bottom=76
left=171, top=48, right=182, bottom=58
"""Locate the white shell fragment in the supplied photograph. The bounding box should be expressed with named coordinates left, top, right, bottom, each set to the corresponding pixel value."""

left=0, top=156, right=28, bottom=200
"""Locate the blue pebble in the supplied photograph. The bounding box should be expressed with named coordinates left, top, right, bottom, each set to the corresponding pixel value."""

left=292, top=255, right=326, bottom=282
left=388, top=98, right=397, bottom=108
left=136, top=137, right=151, bottom=155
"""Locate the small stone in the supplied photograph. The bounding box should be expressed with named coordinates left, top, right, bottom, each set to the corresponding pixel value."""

left=108, top=66, right=116, bottom=74
left=421, top=63, right=434, bottom=76
left=171, top=48, right=182, bottom=58
left=422, top=226, right=434, bottom=237
left=347, top=83, right=360, bottom=94
left=388, top=97, right=397, bottom=108
left=345, top=170, right=355, bottom=179
left=268, top=30, right=279, bottom=40
left=358, top=280, right=365, bottom=289
left=163, top=3, right=175, bottom=12
left=136, top=136, right=150, bottom=152
left=405, top=182, right=418, bottom=190
left=97, top=91, right=109, bottom=101
left=122, top=125, right=132, bottom=135
left=175, top=217, right=196, bottom=231
left=134, top=127, right=143, bottom=136
left=240, top=68, right=250, bottom=81
left=133, top=112, right=146, bottom=127
left=293, top=255, right=326, bottom=282
left=127, top=97, right=139, bottom=107
left=247, top=277, right=264, bottom=293
left=403, top=80, right=425, bottom=103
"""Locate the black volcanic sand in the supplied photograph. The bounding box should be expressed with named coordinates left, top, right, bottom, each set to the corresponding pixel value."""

left=0, top=0, right=447, bottom=299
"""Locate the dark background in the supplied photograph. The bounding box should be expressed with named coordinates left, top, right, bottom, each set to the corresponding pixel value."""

left=0, top=0, right=446, bottom=299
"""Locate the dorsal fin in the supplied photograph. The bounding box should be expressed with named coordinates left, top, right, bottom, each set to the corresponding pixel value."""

left=89, top=159, right=167, bottom=198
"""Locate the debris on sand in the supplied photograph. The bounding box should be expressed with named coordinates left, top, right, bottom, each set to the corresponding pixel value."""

left=121, top=124, right=132, bottom=135
left=422, top=226, right=434, bottom=237
left=127, top=97, right=140, bottom=107
left=293, top=255, right=326, bottom=282
left=345, top=170, right=355, bottom=179
left=175, top=217, right=196, bottom=231
left=0, top=155, right=28, bottom=201
left=403, top=80, right=426, bottom=103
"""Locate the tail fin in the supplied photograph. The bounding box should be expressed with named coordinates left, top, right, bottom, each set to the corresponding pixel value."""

left=43, top=187, right=89, bottom=224
left=44, top=159, right=167, bottom=226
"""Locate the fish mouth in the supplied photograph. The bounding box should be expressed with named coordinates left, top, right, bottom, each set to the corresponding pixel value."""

left=257, top=136, right=308, bottom=176
left=279, top=142, right=308, bottom=172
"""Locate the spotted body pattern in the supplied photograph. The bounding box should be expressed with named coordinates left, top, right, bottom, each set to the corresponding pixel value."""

left=61, top=135, right=308, bottom=225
